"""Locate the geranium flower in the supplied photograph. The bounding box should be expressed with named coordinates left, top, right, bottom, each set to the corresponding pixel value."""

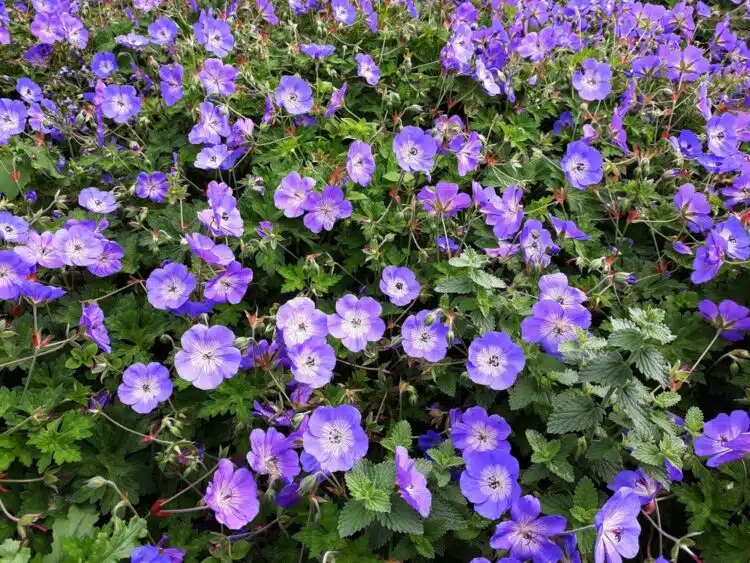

left=355, top=53, right=380, bottom=85
left=146, top=262, right=195, bottom=310
left=189, top=102, right=230, bottom=145
left=148, top=17, right=178, bottom=45
left=417, top=182, right=471, bottom=217
left=14, top=231, right=63, bottom=268
left=302, top=405, right=369, bottom=472
left=459, top=450, right=521, bottom=519
left=19, top=281, right=66, bottom=304
left=117, top=362, right=173, bottom=414
left=694, top=410, right=750, bottom=467
left=185, top=233, right=234, bottom=266
left=276, top=296, right=328, bottom=346
left=0, top=212, right=29, bottom=243
left=490, top=495, right=567, bottom=562
left=327, top=294, right=385, bottom=352
left=380, top=266, right=421, bottom=306
left=100, top=85, right=141, bottom=124
left=401, top=310, right=449, bottom=362
left=346, top=141, right=375, bottom=186
left=160, top=63, right=184, bottom=107
left=175, top=324, right=241, bottom=390
left=302, top=185, right=352, bottom=233
left=94, top=51, right=118, bottom=77
left=247, top=428, right=300, bottom=482
left=80, top=302, right=111, bottom=353
left=88, top=241, right=124, bottom=277
left=204, top=459, right=258, bottom=530
left=288, top=337, right=336, bottom=388
left=538, top=273, right=587, bottom=310
left=78, top=187, right=119, bottom=214
left=572, top=59, right=612, bottom=101
left=274, top=172, right=315, bottom=218
left=521, top=300, right=591, bottom=357
left=698, top=299, right=750, bottom=341
left=395, top=446, right=432, bottom=517
left=451, top=406, right=511, bottom=454
left=393, top=126, right=438, bottom=173
left=135, top=171, right=169, bottom=202
left=561, top=141, right=603, bottom=190
left=467, top=331, right=525, bottom=391
left=53, top=225, right=104, bottom=267
left=205, top=261, right=253, bottom=304
left=199, top=59, right=237, bottom=97
left=608, top=469, right=662, bottom=505
left=594, top=489, right=641, bottom=563
left=275, top=76, right=313, bottom=115
left=301, top=43, right=335, bottom=59
left=194, top=9, right=234, bottom=57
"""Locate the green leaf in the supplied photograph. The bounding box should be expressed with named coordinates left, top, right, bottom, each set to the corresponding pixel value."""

left=82, top=516, right=148, bottom=562
left=527, top=430, right=561, bottom=463
left=618, top=382, right=652, bottom=435
left=547, top=456, right=575, bottom=482
left=338, top=500, right=376, bottom=538
left=410, top=534, right=435, bottom=558
left=685, top=407, right=704, bottom=435
left=660, top=435, right=687, bottom=470
left=631, top=346, right=668, bottom=384
left=448, top=249, right=487, bottom=269
left=434, top=276, right=473, bottom=294
left=629, top=440, right=663, bottom=467
left=375, top=497, right=424, bottom=534
left=608, top=329, right=644, bottom=351
left=547, top=391, right=603, bottom=434
left=43, top=505, right=99, bottom=563
left=579, top=352, right=632, bottom=386
left=346, top=461, right=393, bottom=513
left=468, top=270, right=506, bottom=289
left=653, top=391, right=681, bottom=408
left=0, top=540, right=31, bottom=563
left=0, top=157, right=29, bottom=199
left=572, top=477, right=599, bottom=523
left=28, top=412, right=93, bottom=467
left=381, top=420, right=412, bottom=452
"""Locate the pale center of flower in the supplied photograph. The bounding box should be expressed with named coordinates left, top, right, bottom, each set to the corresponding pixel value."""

left=344, top=312, right=370, bottom=338
left=469, top=422, right=499, bottom=451
left=476, top=346, right=508, bottom=377
left=387, top=278, right=409, bottom=298
left=479, top=465, right=511, bottom=501
left=191, top=341, right=224, bottom=375
left=413, top=328, right=435, bottom=351
left=322, top=420, right=354, bottom=457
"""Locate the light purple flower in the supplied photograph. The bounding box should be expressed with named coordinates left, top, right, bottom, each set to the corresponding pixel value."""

left=205, top=261, right=253, bottom=304
left=247, top=427, right=300, bottom=482
left=594, top=489, right=641, bottom=563
left=198, top=192, right=243, bottom=237
left=194, top=10, right=234, bottom=57
left=0, top=212, right=29, bottom=243
left=31, top=13, right=63, bottom=44
left=355, top=53, right=380, bottom=85
left=395, top=446, right=432, bottom=518
left=572, top=59, right=612, bottom=101
left=347, top=141, right=375, bottom=186
left=521, top=300, right=591, bottom=357
left=189, top=102, right=230, bottom=145
left=131, top=544, right=185, bottom=563
left=160, top=63, right=184, bottom=107
left=204, top=459, right=258, bottom=530
left=301, top=43, right=335, bottom=59
left=146, top=262, right=195, bottom=310
left=538, top=273, right=587, bottom=310
left=459, top=450, right=521, bottom=520
left=303, top=185, right=353, bottom=233
left=275, top=76, right=313, bottom=116
left=0, top=251, right=30, bottom=300
left=199, top=59, right=238, bottom=97
left=450, top=131, right=482, bottom=177
left=485, top=185, right=524, bottom=240
left=418, top=182, right=471, bottom=217
left=691, top=231, right=726, bottom=284
left=714, top=216, right=750, bottom=260
left=380, top=266, right=420, bottom=306
left=185, top=233, right=234, bottom=266
left=117, top=362, right=172, bottom=414
left=53, top=225, right=104, bottom=267
left=401, top=310, right=449, bottom=362
left=78, top=187, right=119, bottom=214
left=288, top=337, right=336, bottom=388
left=393, top=126, right=438, bottom=174
left=0, top=99, right=26, bottom=144
left=19, top=281, right=66, bottom=304
left=694, top=410, right=750, bottom=467
left=325, top=83, right=347, bottom=117
left=195, top=144, right=231, bottom=170
left=276, top=296, right=328, bottom=346
left=148, top=17, right=178, bottom=45
left=706, top=114, right=738, bottom=157
left=14, top=231, right=63, bottom=269
left=452, top=406, right=511, bottom=454
left=101, top=85, right=140, bottom=124
left=274, top=172, right=315, bottom=218
left=16, top=78, right=42, bottom=103
left=175, top=324, right=241, bottom=390
left=549, top=216, right=590, bottom=240
left=520, top=219, right=556, bottom=268
left=302, top=405, right=368, bottom=472
left=665, top=45, right=709, bottom=82
left=561, top=141, right=603, bottom=190
left=608, top=469, right=662, bottom=505
left=698, top=299, right=750, bottom=342
left=467, top=331, right=525, bottom=391
left=327, top=294, right=385, bottom=352
left=490, top=495, right=567, bottom=562
left=88, top=241, right=124, bottom=277
left=80, top=302, right=111, bottom=353
left=115, top=32, right=150, bottom=48
left=135, top=171, right=169, bottom=202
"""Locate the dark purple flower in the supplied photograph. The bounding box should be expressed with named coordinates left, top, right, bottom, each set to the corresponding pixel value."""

left=175, top=324, right=241, bottom=390
left=490, top=495, right=567, bottom=562
left=301, top=43, right=334, bottom=59
left=199, top=59, right=237, bottom=97
left=594, top=489, right=641, bottom=563
left=715, top=217, right=750, bottom=260
left=288, top=337, right=336, bottom=388
left=346, top=141, right=375, bottom=186
left=303, top=185, right=352, bottom=233
left=694, top=410, right=750, bottom=467
left=101, top=85, right=141, bottom=124
left=117, top=362, right=172, bottom=414
left=459, top=450, right=521, bottom=519
left=467, top=331, right=525, bottom=391
left=553, top=111, right=574, bottom=135
left=520, top=219, right=556, bottom=268
left=437, top=236, right=458, bottom=254
left=608, top=469, right=662, bottom=505
left=550, top=216, right=590, bottom=240
left=328, top=294, right=385, bottom=352
left=19, top=281, right=66, bottom=304
left=274, top=172, right=315, bottom=218
left=194, top=9, right=234, bottom=57
left=402, top=310, right=449, bottom=362
left=393, top=126, right=438, bottom=174
left=78, top=187, right=119, bottom=214
left=561, top=141, right=603, bottom=190
left=674, top=184, right=712, bottom=233
left=302, top=405, right=368, bottom=472
left=131, top=544, right=185, bottom=563
left=159, top=63, right=184, bottom=107
left=706, top=114, right=738, bottom=157
left=275, top=76, right=313, bottom=116
left=698, top=299, right=750, bottom=342
left=204, top=459, right=258, bottom=530
left=276, top=296, right=328, bottom=346
left=195, top=145, right=231, bottom=170
left=451, top=406, right=511, bottom=454
left=380, top=266, right=420, bottom=306
left=325, top=83, right=347, bottom=117
left=247, top=427, right=300, bottom=482
left=205, top=261, right=253, bottom=304
left=417, top=182, right=471, bottom=217
left=16, top=78, right=41, bottom=104
left=395, top=446, right=432, bottom=518
left=80, top=303, right=111, bottom=353
left=521, top=300, right=591, bottom=357
left=146, top=262, right=195, bottom=310
left=572, top=59, right=612, bottom=101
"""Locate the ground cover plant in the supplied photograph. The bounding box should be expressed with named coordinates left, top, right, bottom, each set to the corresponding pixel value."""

left=0, top=0, right=749, bottom=561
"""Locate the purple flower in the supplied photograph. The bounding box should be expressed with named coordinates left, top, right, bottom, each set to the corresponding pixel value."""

left=185, top=233, right=232, bottom=267
left=594, top=489, right=641, bottom=563
left=393, top=126, right=438, bottom=174
left=159, top=63, right=184, bottom=107
left=198, top=191, right=243, bottom=237
left=437, top=236, right=458, bottom=254
left=572, top=59, right=612, bottom=101
left=288, top=337, right=336, bottom=388
left=302, top=405, right=368, bottom=472
left=78, top=187, right=119, bottom=214
left=92, top=55, right=118, bottom=80
left=115, top=33, right=150, bottom=48
left=449, top=131, right=482, bottom=177
left=402, top=310, right=449, bottom=362
left=275, top=76, right=313, bottom=116
left=355, top=53, right=380, bottom=85
left=561, top=141, right=603, bottom=190
left=673, top=184, right=713, bottom=233
left=451, top=406, right=511, bottom=454
left=347, top=141, right=375, bottom=186
left=15, top=231, right=63, bottom=269
left=380, top=266, right=420, bottom=306
left=194, top=10, right=234, bottom=57
left=59, top=13, right=87, bottom=49
left=303, top=185, right=352, bottom=233
left=205, top=261, right=253, bottom=304
left=0, top=99, right=26, bottom=144
left=698, top=299, right=750, bottom=342
left=520, top=219, right=556, bottom=268
left=417, top=182, right=471, bottom=217
left=691, top=231, right=726, bottom=284
left=694, top=410, right=750, bottom=467
left=609, top=469, right=662, bottom=505
left=0, top=212, right=29, bottom=243
left=19, top=281, right=66, bottom=304
left=16, top=78, right=41, bottom=103
left=0, top=251, right=29, bottom=300
left=117, top=362, right=172, bottom=414
left=395, top=446, right=432, bottom=517
left=146, top=262, right=195, bottom=310
left=199, top=59, right=237, bottom=97
left=521, top=300, right=591, bottom=357
left=274, top=172, right=315, bottom=218
left=467, top=331, right=525, bottom=391
left=257, top=0, right=278, bottom=24
left=204, top=459, right=258, bottom=530
left=88, top=241, right=124, bottom=278
left=247, top=427, right=300, bottom=482
left=135, top=171, right=169, bottom=202
left=549, top=216, right=590, bottom=240
left=486, top=185, right=525, bottom=240
left=276, top=296, right=328, bottom=346
left=665, top=45, right=709, bottom=82
left=80, top=303, right=111, bottom=353
left=31, top=13, right=63, bottom=44
left=131, top=544, right=185, bottom=563
left=538, top=273, right=587, bottom=310
left=301, top=43, right=334, bottom=59
left=325, top=83, right=347, bottom=117
left=189, top=102, right=230, bottom=145
left=459, top=450, right=521, bottom=520
left=715, top=217, right=750, bottom=260
left=175, top=324, right=241, bottom=390
left=101, top=85, right=140, bottom=124
left=328, top=294, right=385, bottom=352
left=148, top=17, right=178, bottom=45
left=706, top=114, right=738, bottom=158
left=53, top=225, right=104, bottom=267
left=490, top=495, right=567, bottom=562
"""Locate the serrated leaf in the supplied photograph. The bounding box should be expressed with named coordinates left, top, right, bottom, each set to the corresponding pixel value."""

left=579, top=352, right=632, bottom=386
left=660, top=435, right=687, bottom=470
left=608, top=329, right=644, bottom=351
left=43, top=505, right=99, bottom=563
left=653, top=391, right=681, bottom=408
left=410, top=534, right=435, bottom=558
left=618, top=382, right=652, bottom=435
left=338, top=500, right=376, bottom=538
left=381, top=420, right=412, bottom=452
left=629, top=440, right=663, bottom=467
left=375, top=497, right=424, bottom=534
left=573, top=477, right=599, bottom=518
left=434, top=276, right=473, bottom=294
left=631, top=346, right=668, bottom=384
left=546, top=456, right=575, bottom=482
left=0, top=540, right=31, bottom=563
left=685, top=407, right=704, bottom=434
left=547, top=391, right=603, bottom=434
left=468, top=269, right=506, bottom=289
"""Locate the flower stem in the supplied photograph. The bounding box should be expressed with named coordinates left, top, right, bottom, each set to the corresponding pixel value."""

left=687, top=329, right=721, bottom=376
left=559, top=524, right=595, bottom=535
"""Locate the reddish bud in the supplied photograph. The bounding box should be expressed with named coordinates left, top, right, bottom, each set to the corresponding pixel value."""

left=10, top=169, right=20, bottom=182
left=150, top=499, right=170, bottom=518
